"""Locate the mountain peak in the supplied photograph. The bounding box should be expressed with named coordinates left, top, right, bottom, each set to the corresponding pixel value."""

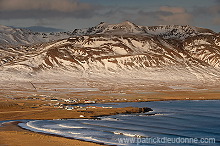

left=119, top=20, right=136, bottom=26
left=111, top=21, right=141, bottom=32
left=95, top=22, right=108, bottom=29
left=96, top=21, right=136, bottom=27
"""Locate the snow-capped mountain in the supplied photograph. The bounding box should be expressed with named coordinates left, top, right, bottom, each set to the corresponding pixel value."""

left=72, top=21, right=143, bottom=35
left=72, top=21, right=215, bottom=40
left=0, top=24, right=71, bottom=45
left=0, top=21, right=220, bottom=83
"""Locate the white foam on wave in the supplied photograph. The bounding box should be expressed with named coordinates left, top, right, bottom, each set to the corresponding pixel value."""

left=68, top=132, right=81, bottom=135
left=43, top=124, right=63, bottom=129
left=100, top=117, right=119, bottom=121
left=58, top=124, right=85, bottom=129
left=114, top=131, right=146, bottom=138
left=20, top=121, right=62, bottom=135
left=138, top=113, right=166, bottom=116
left=19, top=121, right=121, bottom=145
left=119, top=114, right=135, bottom=117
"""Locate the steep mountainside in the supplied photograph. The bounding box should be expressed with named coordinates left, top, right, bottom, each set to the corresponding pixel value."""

left=0, top=21, right=220, bottom=83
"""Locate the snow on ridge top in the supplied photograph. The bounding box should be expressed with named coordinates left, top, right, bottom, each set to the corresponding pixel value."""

left=0, top=24, right=15, bottom=33
left=110, top=21, right=139, bottom=28
left=0, top=24, right=32, bottom=34
left=96, top=22, right=108, bottom=28
left=95, top=21, right=139, bottom=29
left=72, top=21, right=144, bottom=35
left=142, top=25, right=216, bottom=40
left=193, top=26, right=215, bottom=34
left=145, top=25, right=197, bottom=34
left=72, top=21, right=216, bottom=40
left=106, top=21, right=142, bottom=33
left=145, top=25, right=214, bottom=34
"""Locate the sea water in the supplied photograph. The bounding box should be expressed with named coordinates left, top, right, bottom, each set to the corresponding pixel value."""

left=19, top=100, right=220, bottom=145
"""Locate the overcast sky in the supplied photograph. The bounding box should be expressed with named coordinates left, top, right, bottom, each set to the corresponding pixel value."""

left=0, top=0, right=220, bottom=32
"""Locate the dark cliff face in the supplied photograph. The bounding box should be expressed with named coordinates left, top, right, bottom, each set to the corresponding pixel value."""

left=139, top=107, right=153, bottom=113
left=123, top=107, right=153, bottom=114
left=91, top=107, right=153, bottom=119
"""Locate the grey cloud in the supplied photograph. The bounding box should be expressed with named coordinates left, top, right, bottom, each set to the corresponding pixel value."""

left=213, top=17, right=220, bottom=24
left=160, top=6, right=186, bottom=13
left=0, top=0, right=91, bottom=12
left=138, top=10, right=171, bottom=17
left=98, top=5, right=193, bottom=26
left=0, top=10, right=96, bottom=19
left=137, top=6, right=192, bottom=25
left=193, top=6, right=220, bottom=15
left=192, top=7, right=210, bottom=16
left=0, top=0, right=98, bottom=19
left=191, top=4, right=220, bottom=26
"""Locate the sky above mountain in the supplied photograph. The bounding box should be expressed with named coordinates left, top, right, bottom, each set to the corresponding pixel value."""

left=0, top=0, right=220, bottom=32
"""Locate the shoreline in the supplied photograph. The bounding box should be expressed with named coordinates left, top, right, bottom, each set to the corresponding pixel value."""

left=16, top=121, right=109, bottom=146
left=0, top=106, right=152, bottom=146
left=1, top=99, right=219, bottom=146
left=0, top=121, right=105, bottom=146
left=90, top=98, right=220, bottom=104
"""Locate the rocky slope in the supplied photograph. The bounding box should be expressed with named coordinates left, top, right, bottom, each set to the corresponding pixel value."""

left=0, top=21, right=220, bottom=83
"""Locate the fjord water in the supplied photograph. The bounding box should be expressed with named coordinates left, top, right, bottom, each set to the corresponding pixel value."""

left=20, top=100, right=220, bottom=145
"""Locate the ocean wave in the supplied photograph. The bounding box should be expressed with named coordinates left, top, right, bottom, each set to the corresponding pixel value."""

left=139, top=113, right=166, bottom=116
left=23, top=121, right=122, bottom=145
left=114, top=131, right=147, bottom=138
left=68, top=132, right=81, bottom=135
left=100, top=117, right=120, bottom=121
left=16, top=100, right=220, bottom=146
left=58, top=124, right=85, bottom=129
left=119, top=114, right=136, bottom=117
left=26, top=121, right=62, bottom=134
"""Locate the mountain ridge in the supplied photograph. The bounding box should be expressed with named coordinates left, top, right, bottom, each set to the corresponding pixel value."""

left=0, top=21, right=216, bottom=46
left=72, top=21, right=215, bottom=40
left=0, top=24, right=71, bottom=46
left=0, top=21, right=220, bottom=84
